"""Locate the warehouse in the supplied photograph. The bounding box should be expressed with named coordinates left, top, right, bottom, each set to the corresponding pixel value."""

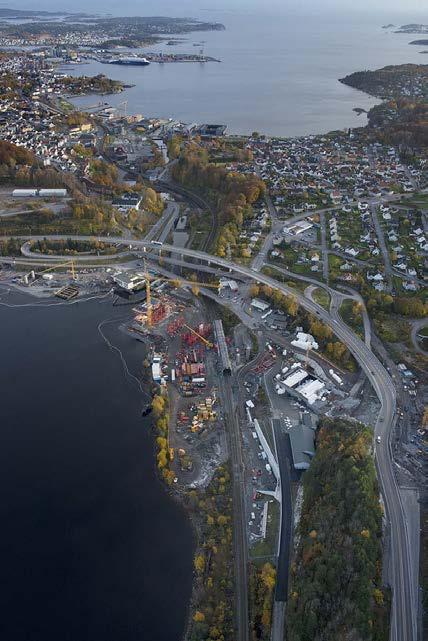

left=288, top=420, right=316, bottom=470
left=251, top=298, right=270, bottom=312
left=113, top=271, right=146, bottom=292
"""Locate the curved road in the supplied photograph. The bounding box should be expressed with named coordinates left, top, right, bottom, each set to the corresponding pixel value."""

left=6, top=234, right=417, bottom=641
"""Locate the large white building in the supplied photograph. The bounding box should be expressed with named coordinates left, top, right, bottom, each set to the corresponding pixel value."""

left=113, top=271, right=146, bottom=292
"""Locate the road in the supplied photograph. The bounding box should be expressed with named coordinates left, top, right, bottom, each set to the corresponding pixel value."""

left=6, top=233, right=418, bottom=641
left=143, top=200, right=179, bottom=243
left=319, top=210, right=329, bottom=283
left=155, top=180, right=218, bottom=252
left=370, top=202, right=393, bottom=291
left=251, top=190, right=279, bottom=272
left=410, top=318, right=428, bottom=357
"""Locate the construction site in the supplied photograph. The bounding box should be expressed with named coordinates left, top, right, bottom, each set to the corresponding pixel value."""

left=115, top=268, right=232, bottom=487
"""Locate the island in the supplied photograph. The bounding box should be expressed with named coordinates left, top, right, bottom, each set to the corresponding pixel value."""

left=395, top=23, right=428, bottom=34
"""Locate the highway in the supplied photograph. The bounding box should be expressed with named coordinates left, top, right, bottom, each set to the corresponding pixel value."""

left=143, top=200, right=179, bottom=243
left=7, top=233, right=418, bottom=641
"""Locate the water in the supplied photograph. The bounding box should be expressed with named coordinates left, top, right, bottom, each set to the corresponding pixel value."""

left=68, top=9, right=427, bottom=136
left=0, top=288, right=194, bottom=641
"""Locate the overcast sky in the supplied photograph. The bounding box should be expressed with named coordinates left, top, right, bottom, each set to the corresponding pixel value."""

left=7, top=0, right=428, bottom=17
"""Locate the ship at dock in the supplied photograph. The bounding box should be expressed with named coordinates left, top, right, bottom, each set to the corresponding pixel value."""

left=107, top=57, right=150, bottom=66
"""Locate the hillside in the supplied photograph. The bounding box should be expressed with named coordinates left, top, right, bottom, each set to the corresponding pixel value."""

left=287, top=418, right=388, bottom=641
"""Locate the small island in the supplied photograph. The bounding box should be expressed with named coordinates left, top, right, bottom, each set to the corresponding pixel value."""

left=394, top=23, right=428, bottom=34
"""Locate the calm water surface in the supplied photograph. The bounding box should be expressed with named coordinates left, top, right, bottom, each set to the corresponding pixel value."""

left=69, top=10, right=427, bottom=136
left=0, top=289, right=194, bottom=641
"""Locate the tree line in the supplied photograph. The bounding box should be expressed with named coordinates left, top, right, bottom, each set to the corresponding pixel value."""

left=184, top=465, right=234, bottom=641
left=171, top=141, right=265, bottom=257
left=287, top=417, right=388, bottom=641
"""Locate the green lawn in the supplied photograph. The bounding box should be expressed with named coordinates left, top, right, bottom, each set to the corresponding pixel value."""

left=312, top=287, right=331, bottom=310
left=250, top=499, right=280, bottom=559
left=339, top=299, right=364, bottom=339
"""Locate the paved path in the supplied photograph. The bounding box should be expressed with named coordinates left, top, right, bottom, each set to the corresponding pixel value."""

left=370, top=203, right=393, bottom=291
left=410, top=318, right=428, bottom=356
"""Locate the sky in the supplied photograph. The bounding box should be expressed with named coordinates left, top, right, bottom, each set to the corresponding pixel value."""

left=6, top=0, right=428, bottom=16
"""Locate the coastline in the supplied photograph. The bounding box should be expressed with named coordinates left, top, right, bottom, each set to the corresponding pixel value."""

left=0, top=286, right=195, bottom=641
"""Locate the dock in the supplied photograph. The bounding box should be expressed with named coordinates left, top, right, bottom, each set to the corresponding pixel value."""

left=55, top=284, right=79, bottom=300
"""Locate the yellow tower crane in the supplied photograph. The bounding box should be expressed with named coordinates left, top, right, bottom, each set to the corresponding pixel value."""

left=182, top=324, right=214, bottom=349
left=30, top=260, right=76, bottom=282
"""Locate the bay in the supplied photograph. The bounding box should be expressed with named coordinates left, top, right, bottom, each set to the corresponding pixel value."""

left=0, top=289, right=194, bottom=641
left=68, top=9, right=427, bottom=137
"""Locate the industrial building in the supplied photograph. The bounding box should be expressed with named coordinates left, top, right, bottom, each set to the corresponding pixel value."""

left=12, top=188, right=67, bottom=198
left=283, top=219, right=314, bottom=235
left=276, top=362, right=326, bottom=406
left=291, top=332, right=319, bottom=351
left=113, top=271, right=146, bottom=292
left=219, top=278, right=239, bottom=292
left=198, top=124, right=227, bottom=138
left=287, top=414, right=317, bottom=470
left=251, top=298, right=270, bottom=312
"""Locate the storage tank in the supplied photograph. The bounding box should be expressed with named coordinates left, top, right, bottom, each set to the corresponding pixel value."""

left=12, top=189, right=37, bottom=197
left=38, top=189, right=67, bottom=198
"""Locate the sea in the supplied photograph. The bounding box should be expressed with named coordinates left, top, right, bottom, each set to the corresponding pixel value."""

left=2, top=3, right=428, bottom=641
left=65, top=6, right=428, bottom=137
left=0, top=288, right=194, bottom=641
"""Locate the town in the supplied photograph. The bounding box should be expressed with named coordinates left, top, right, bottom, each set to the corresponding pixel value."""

left=0, top=35, right=426, bottom=641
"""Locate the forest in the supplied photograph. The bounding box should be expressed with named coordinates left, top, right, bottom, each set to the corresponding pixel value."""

left=287, top=417, right=388, bottom=641
left=171, top=142, right=265, bottom=256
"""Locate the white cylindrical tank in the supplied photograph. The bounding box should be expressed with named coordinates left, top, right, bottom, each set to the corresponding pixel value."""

left=38, top=189, right=67, bottom=198
left=12, top=189, right=37, bottom=197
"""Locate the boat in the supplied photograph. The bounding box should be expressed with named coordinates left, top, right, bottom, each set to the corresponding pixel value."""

left=107, top=57, right=150, bottom=66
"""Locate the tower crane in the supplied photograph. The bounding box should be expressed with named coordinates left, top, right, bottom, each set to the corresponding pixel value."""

left=28, top=260, right=76, bottom=283
left=182, top=323, right=214, bottom=349
left=141, top=261, right=221, bottom=328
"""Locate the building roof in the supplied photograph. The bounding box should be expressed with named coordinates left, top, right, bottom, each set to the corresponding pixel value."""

left=295, top=379, right=325, bottom=405
left=283, top=369, right=308, bottom=388
left=251, top=298, right=270, bottom=311
left=288, top=422, right=315, bottom=470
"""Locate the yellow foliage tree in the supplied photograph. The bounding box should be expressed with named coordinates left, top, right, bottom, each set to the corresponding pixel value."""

left=193, top=610, right=205, bottom=622
left=152, top=395, right=165, bottom=418
left=194, top=554, right=205, bottom=574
